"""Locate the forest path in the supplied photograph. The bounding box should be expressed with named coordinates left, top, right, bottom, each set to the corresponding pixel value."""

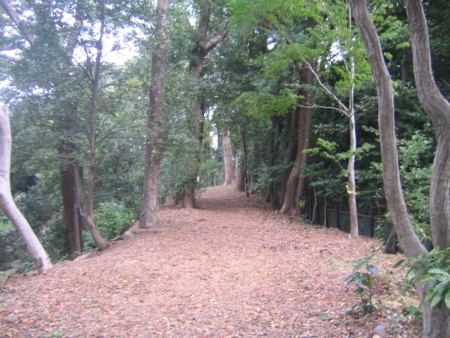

left=0, top=186, right=418, bottom=337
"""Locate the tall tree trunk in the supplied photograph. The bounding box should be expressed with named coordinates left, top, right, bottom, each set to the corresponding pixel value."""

left=347, top=55, right=359, bottom=238
left=235, top=144, right=246, bottom=192
left=405, top=0, right=450, bottom=252
left=0, top=104, right=53, bottom=272
left=222, top=130, right=234, bottom=185
left=350, top=1, right=441, bottom=336
left=139, top=0, right=170, bottom=227
left=280, top=66, right=313, bottom=216
left=180, top=1, right=229, bottom=208
left=405, top=0, right=450, bottom=336
left=266, top=118, right=277, bottom=207
left=60, top=161, right=83, bottom=256
left=75, top=3, right=109, bottom=250
left=280, top=112, right=298, bottom=207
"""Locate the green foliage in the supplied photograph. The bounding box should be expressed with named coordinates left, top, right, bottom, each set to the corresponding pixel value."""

left=395, top=248, right=450, bottom=313
left=345, top=255, right=380, bottom=315
left=398, top=131, right=434, bottom=243
left=94, top=201, right=136, bottom=241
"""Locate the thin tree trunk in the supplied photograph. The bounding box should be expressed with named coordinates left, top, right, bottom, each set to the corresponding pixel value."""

left=76, top=3, right=109, bottom=250
left=235, top=144, right=246, bottom=192
left=347, top=55, right=359, bottom=238
left=222, top=130, right=234, bottom=185
left=0, top=104, right=53, bottom=272
left=139, top=0, right=170, bottom=227
left=266, top=118, right=276, bottom=206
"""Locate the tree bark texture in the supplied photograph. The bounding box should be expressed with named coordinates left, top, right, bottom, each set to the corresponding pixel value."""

left=0, top=104, right=53, bottom=272
left=60, top=161, right=83, bottom=256
left=280, top=66, right=313, bottom=216
left=180, top=1, right=229, bottom=208
left=139, top=0, right=170, bottom=227
left=351, top=1, right=444, bottom=336
left=405, top=0, right=450, bottom=336
left=350, top=0, right=426, bottom=258
left=222, top=130, right=235, bottom=185
left=235, top=145, right=246, bottom=192
left=405, top=0, right=450, bottom=252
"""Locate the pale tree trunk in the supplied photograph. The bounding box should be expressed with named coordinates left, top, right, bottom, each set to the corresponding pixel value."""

left=347, top=109, right=359, bottom=238
left=347, top=56, right=358, bottom=238
left=350, top=1, right=443, bottom=337
left=0, top=104, right=53, bottom=272
left=405, top=0, right=450, bottom=336
left=222, top=130, right=234, bottom=185
left=180, top=1, right=229, bottom=208
left=304, top=5, right=359, bottom=236
left=139, top=0, right=170, bottom=227
left=235, top=144, right=246, bottom=192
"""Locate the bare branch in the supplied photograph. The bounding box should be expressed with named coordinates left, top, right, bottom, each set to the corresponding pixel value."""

left=0, top=0, right=35, bottom=46
left=0, top=53, right=20, bottom=63
left=304, top=61, right=349, bottom=115
left=201, top=25, right=230, bottom=53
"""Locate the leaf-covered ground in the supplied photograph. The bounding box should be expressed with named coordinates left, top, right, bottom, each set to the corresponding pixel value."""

left=0, top=186, right=421, bottom=337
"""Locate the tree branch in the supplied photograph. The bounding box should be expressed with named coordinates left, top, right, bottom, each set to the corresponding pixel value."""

left=0, top=53, right=20, bottom=63
left=0, top=0, right=35, bottom=46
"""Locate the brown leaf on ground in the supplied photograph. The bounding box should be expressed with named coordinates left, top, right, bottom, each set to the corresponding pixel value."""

left=0, top=186, right=421, bottom=337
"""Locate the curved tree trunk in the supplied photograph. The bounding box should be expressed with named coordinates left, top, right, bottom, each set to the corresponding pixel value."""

left=350, top=1, right=445, bottom=337
left=405, top=0, right=450, bottom=336
left=0, top=104, right=53, bottom=272
left=405, top=0, right=450, bottom=252
left=139, top=0, right=170, bottom=227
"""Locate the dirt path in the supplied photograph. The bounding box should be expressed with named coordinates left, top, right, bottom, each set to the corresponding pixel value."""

left=0, top=186, right=420, bottom=337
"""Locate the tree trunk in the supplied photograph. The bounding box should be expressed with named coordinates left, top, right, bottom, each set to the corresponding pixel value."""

left=139, top=0, right=170, bottom=227
left=222, top=130, right=234, bottom=185
left=280, top=112, right=298, bottom=207
left=347, top=56, right=359, bottom=238
left=280, top=66, right=313, bottom=216
left=180, top=1, right=229, bottom=208
left=405, top=0, right=450, bottom=336
left=235, top=144, right=246, bottom=192
left=0, top=104, right=53, bottom=272
left=266, top=118, right=277, bottom=207
left=350, top=1, right=439, bottom=336
left=347, top=110, right=359, bottom=238
left=60, top=161, right=83, bottom=256
left=405, top=0, right=450, bottom=252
